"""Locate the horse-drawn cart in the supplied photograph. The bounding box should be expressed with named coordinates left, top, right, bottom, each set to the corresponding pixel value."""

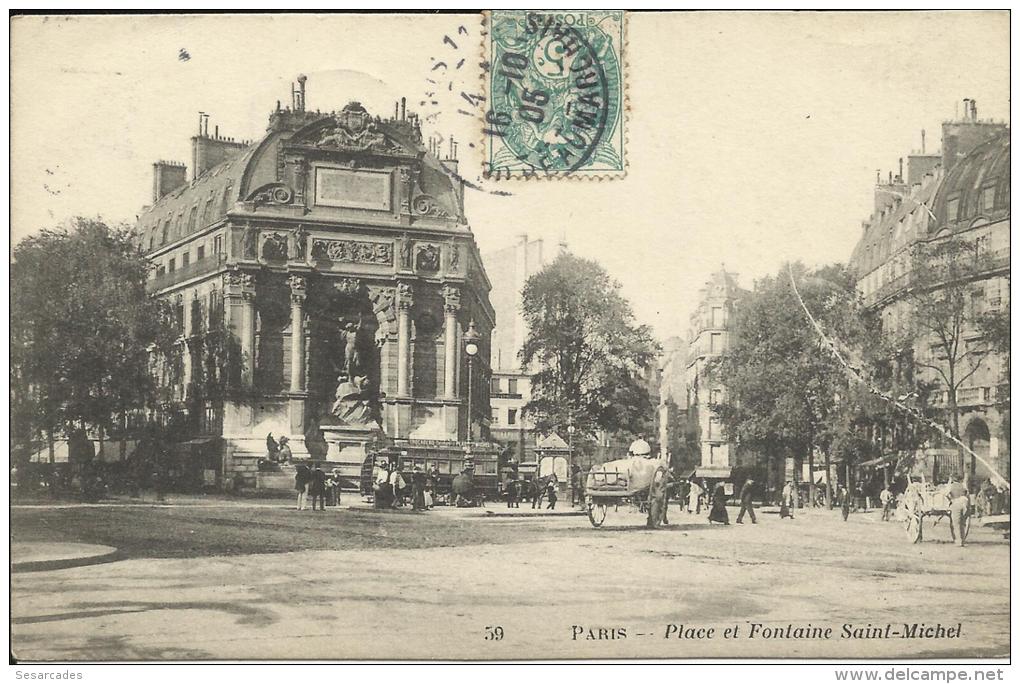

left=898, top=480, right=970, bottom=544
left=585, top=451, right=670, bottom=529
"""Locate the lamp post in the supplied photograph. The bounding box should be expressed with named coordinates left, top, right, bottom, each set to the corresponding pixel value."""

left=463, top=319, right=481, bottom=443
left=567, top=422, right=576, bottom=464
left=567, top=421, right=577, bottom=506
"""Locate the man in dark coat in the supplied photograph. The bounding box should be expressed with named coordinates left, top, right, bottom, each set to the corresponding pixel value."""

left=295, top=463, right=311, bottom=510
left=736, top=478, right=757, bottom=524
left=309, top=466, right=327, bottom=511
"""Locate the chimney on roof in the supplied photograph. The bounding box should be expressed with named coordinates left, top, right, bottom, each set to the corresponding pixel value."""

left=191, top=115, right=247, bottom=181
left=921, top=128, right=926, bottom=154
left=970, top=98, right=977, bottom=121
left=153, top=161, right=188, bottom=202
left=898, top=157, right=903, bottom=182
left=295, top=74, right=307, bottom=112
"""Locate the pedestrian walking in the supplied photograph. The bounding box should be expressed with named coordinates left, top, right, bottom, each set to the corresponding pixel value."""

left=424, top=472, right=435, bottom=510
left=295, top=463, right=311, bottom=510
left=736, top=478, right=758, bottom=524
left=372, top=460, right=390, bottom=509
left=411, top=466, right=427, bottom=511
left=839, top=485, right=850, bottom=522
left=687, top=479, right=703, bottom=514
left=780, top=480, right=794, bottom=519
left=708, top=483, right=730, bottom=524
left=546, top=479, right=558, bottom=510
left=389, top=464, right=406, bottom=508
left=880, top=486, right=894, bottom=521
left=570, top=464, right=584, bottom=506
left=309, top=465, right=326, bottom=511
left=946, top=474, right=970, bottom=547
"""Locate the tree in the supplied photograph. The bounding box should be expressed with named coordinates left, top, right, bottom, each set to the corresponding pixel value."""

left=708, top=263, right=867, bottom=505
left=976, top=307, right=1010, bottom=452
left=520, top=252, right=660, bottom=441
left=11, top=218, right=177, bottom=449
left=906, top=236, right=997, bottom=473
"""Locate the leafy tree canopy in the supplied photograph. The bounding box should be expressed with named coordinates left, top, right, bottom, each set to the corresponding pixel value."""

left=519, top=252, right=660, bottom=439
left=11, top=218, right=176, bottom=441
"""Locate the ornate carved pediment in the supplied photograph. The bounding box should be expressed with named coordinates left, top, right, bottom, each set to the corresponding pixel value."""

left=245, top=183, right=294, bottom=206
left=300, top=102, right=406, bottom=155
left=411, top=194, right=451, bottom=218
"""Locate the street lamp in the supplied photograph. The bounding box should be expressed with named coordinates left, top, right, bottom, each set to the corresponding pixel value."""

left=463, top=319, right=481, bottom=443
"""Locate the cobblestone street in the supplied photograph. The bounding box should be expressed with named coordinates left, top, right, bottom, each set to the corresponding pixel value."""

left=11, top=501, right=1010, bottom=660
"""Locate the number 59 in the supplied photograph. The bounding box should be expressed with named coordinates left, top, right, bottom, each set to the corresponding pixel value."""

left=484, top=625, right=504, bottom=641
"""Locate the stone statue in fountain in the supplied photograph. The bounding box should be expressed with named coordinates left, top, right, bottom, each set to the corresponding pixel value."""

left=327, top=316, right=380, bottom=429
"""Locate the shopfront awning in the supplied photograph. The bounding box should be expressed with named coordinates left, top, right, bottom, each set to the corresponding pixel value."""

left=695, top=466, right=732, bottom=479
left=857, top=454, right=898, bottom=469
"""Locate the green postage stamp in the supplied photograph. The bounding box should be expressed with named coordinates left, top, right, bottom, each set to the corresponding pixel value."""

left=484, top=10, right=626, bottom=179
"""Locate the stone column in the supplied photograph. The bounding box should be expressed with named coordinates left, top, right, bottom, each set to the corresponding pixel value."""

left=287, top=275, right=306, bottom=392
left=179, top=294, right=192, bottom=398
left=443, top=285, right=461, bottom=399
left=287, top=274, right=308, bottom=453
left=231, top=271, right=257, bottom=387
left=397, top=281, right=413, bottom=397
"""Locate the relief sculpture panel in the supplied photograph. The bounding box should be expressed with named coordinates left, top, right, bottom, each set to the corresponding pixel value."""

left=310, top=238, right=393, bottom=266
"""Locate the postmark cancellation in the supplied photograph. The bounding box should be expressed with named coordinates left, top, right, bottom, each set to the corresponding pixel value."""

left=483, top=10, right=626, bottom=180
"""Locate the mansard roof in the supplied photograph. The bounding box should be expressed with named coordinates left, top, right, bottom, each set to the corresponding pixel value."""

left=137, top=101, right=463, bottom=251
left=930, top=130, right=1010, bottom=231
left=850, top=129, right=1009, bottom=277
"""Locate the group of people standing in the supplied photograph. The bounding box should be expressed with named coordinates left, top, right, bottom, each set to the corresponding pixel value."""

left=294, top=464, right=342, bottom=511
left=372, top=460, right=437, bottom=511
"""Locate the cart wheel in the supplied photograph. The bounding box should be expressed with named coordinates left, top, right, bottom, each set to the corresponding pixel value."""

left=904, top=512, right=922, bottom=543
left=646, top=467, right=668, bottom=529
left=588, top=501, right=608, bottom=528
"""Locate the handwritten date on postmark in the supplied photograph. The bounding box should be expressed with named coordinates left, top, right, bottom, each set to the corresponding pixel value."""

left=483, top=10, right=626, bottom=179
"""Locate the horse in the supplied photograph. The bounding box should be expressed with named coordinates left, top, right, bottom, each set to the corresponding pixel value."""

left=526, top=475, right=558, bottom=509
left=451, top=471, right=484, bottom=507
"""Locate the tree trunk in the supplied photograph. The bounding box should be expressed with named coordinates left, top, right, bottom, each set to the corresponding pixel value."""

left=823, top=448, right=833, bottom=509
left=807, top=446, right=816, bottom=506
left=791, top=448, right=800, bottom=509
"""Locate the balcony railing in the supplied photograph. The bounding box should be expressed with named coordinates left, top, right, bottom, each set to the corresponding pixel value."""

left=148, top=254, right=226, bottom=292
left=931, top=386, right=995, bottom=407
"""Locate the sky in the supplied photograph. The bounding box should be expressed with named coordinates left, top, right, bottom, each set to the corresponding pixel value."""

left=10, top=12, right=1010, bottom=343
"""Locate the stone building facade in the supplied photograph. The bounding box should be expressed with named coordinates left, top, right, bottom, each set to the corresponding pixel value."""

left=138, top=79, right=496, bottom=486
left=849, top=99, right=1010, bottom=483
left=483, top=234, right=546, bottom=471
left=684, top=268, right=749, bottom=480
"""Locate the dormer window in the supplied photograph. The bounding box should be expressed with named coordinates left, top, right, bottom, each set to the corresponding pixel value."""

left=982, top=186, right=995, bottom=211
left=947, top=196, right=960, bottom=222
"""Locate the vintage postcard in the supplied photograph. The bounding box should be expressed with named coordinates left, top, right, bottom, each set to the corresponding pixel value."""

left=8, top=10, right=1011, bottom=669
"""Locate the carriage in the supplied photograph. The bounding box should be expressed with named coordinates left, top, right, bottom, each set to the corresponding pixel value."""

left=584, top=441, right=670, bottom=529
left=898, top=480, right=971, bottom=544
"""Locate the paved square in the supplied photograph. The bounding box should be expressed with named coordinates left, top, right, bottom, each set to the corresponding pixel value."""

left=11, top=501, right=1009, bottom=660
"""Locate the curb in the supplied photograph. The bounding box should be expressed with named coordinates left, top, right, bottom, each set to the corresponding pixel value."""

left=12, top=547, right=122, bottom=574
left=482, top=510, right=587, bottom=518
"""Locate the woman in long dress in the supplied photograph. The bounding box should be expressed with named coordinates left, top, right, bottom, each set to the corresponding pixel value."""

left=708, top=483, right=730, bottom=524
left=411, top=466, right=427, bottom=511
